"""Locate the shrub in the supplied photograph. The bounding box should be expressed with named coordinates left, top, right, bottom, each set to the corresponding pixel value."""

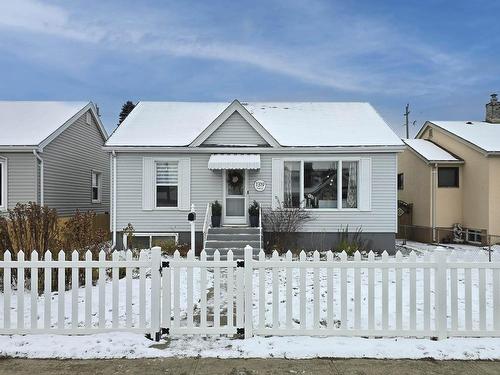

left=1, top=202, right=59, bottom=258
left=336, top=225, right=365, bottom=256
left=152, top=239, right=190, bottom=257
left=262, top=199, right=312, bottom=253
left=61, top=210, right=110, bottom=258
left=211, top=200, right=222, bottom=216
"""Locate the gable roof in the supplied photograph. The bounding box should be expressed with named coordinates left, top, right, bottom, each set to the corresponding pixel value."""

left=417, top=121, right=500, bottom=154
left=403, top=139, right=462, bottom=164
left=0, top=101, right=107, bottom=149
left=106, top=100, right=403, bottom=148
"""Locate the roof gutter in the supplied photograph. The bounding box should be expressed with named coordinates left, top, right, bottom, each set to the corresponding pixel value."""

left=0, top=146, right=39, bottom=152
left=33, top=149, right=44, bottom=206
left=102, top=145, right=406, bottom=153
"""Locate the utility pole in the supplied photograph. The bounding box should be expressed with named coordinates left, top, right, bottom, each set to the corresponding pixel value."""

left=404, top=103, right=410, bottom=139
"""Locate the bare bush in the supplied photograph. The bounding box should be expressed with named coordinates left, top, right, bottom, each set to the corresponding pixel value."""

left=1, top=202, right=59, bottom=258
left=263, top=199, right=312, bottom=252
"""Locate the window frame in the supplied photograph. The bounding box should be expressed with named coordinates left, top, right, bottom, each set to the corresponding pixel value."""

left=154, top=160, right=179, bottom=210
left=282, top=157, right=361, bottom=211
left=0, top=159, right=6, bottom=211
left=437, top=167, right=459, bottom=188
left=91, top=170, right=102, bottom=204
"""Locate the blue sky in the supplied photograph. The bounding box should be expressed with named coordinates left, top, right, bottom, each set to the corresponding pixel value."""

left=0, top=0, right=499, bottom=136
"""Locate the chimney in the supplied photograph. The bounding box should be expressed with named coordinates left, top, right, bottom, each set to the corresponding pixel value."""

left=486, top=93, right=500, bottom=123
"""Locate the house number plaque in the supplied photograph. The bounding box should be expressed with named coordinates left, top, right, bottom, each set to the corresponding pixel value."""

left=254, top=180, right=266, bottom=192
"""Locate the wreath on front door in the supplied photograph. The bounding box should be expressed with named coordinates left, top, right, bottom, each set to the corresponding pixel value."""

left=228, top=170, right=243, bottom=188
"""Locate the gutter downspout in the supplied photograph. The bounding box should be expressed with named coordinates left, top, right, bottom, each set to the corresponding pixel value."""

left=431, top=163, right=437, bottom=242
left=111, top=151, right=117, bottom=249
left=33, top=150, right=44, bottom=206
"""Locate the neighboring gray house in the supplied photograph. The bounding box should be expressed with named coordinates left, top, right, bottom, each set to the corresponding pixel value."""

left=0, top=101, right=109, bottom=217
left=105, top=100, right=404, bottom=254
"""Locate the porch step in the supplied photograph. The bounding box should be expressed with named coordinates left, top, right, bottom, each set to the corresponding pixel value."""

left=204, top=226, right=262, bottom=259
left=204, top=247, right=261, bottom=260
left=205, top=240, right=261, bottom=249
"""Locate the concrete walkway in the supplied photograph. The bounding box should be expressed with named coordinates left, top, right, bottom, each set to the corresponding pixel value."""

left=1, top=358, right=499, bottom=374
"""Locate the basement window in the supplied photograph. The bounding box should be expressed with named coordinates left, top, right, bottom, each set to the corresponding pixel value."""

left=438, top=167, right=459, bottom=188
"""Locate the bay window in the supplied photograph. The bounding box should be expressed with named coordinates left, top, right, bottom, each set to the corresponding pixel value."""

left=156, top=161, right=178, bottom=207
left=282, top=159, right=359, bottom=209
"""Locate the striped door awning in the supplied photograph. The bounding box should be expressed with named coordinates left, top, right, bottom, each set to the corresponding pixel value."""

left=208, top=154, right=261, bottom=169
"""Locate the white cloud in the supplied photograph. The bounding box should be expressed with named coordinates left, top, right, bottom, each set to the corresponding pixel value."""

left=0, top=0, right=479, bottom=95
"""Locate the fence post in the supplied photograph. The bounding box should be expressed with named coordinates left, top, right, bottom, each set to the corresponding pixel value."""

left=434, top=247, right=448, bottom=340
left=244, top=245, right=253, bottom=339
left=150, top=246, right=162, bottom=341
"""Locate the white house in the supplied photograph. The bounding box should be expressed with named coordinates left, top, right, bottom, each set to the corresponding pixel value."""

left=105, top=100, right=403, bottom=255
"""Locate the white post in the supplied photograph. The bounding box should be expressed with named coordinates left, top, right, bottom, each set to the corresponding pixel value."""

left=190, top=203, right=196, bottom=253
left=244, top=245, right=253, bottom=338
left=434, top=247, right=448, bottom=340
left=150, top=246, right=162, bottom=340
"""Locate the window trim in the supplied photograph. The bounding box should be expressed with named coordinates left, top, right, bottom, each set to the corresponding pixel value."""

left=397, top=173, right=404, bottom=190
left=0, top=158, right=6, bottom=211
left=123, top=232, right=179, bottom=249
left=283, top=157, right=361, bottom=211
left=91, top=170, right=102, bottom=204
left=437, top=166, right=459, bottom=188
left=154, top=160, right=179, bottom=210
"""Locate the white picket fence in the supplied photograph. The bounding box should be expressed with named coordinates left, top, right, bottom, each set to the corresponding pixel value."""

left=1, top=246, right=500, bottom=340
left=0, top=249, right=161, bottom=337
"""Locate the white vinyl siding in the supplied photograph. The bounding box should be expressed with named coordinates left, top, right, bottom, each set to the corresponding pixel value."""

left=117, top=152, right=396, bottom=234
left=202, top=111, right=269, bottom=146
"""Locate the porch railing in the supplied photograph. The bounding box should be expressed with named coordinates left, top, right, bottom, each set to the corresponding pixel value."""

left=202, top=202, right=212, bottom=248
left=259, top=204, right=262, bottom=251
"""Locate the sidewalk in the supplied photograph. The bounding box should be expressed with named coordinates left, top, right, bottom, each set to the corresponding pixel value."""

left=1, top=358, right=499, bottom=374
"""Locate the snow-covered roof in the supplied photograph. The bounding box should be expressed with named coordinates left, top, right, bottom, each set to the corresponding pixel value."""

left=106, top=101, right=403, bottom=147
left=403, top=139, right=461, bottom=163
left=425, top=121, right=500, bottom=153
left=0, top=101, right=89, bottom=146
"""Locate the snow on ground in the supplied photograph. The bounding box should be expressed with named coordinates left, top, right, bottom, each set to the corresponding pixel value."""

left=1, top=333, right=500, bottom=360
left=1, top=243, right=499, bottom=359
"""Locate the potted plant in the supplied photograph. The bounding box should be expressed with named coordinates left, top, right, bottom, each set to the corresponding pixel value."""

left=211, top=200, right=222, bottom=227
left=248, top=200, right=260, bottom=227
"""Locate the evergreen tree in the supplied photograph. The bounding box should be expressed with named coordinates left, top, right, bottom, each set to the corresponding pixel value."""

left=118, top=101, right=136, bottom=125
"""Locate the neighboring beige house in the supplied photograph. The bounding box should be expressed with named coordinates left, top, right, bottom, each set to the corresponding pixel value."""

left=398, top=94, right=500, bottom=244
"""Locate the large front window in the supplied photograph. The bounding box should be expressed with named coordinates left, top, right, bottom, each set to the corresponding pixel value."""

left=304, top=161, right=338, bottom=208
left=156, top=161, right=178, bottom=207
left=283, top=160, right=359, bottom=209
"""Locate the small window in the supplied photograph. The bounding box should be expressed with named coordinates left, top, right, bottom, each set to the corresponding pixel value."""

left=86, top=112, right=92, bottom=125
left=91, top=171, right=101, bottom=203
left=466, top=229, right=482, bottom=244
left=397, top=173, right=404, bottom=190
left=156, top=161, right=178, bottom=208
left=438, top=167, right=459, bottom=187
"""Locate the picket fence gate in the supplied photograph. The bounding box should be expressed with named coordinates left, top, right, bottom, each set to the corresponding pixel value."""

left=1, top=246, right=500, bottom=340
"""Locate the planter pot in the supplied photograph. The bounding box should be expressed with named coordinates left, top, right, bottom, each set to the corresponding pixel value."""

left=211, top=215, right=221, bottom=227
left=249, top=215, right=259, bottom=227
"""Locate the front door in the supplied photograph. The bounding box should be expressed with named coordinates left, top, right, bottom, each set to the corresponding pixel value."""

left=223, top=169, right=247, bottom=225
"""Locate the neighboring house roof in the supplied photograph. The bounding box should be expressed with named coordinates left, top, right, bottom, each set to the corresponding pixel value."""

left=106, top=100, right=403, bottom=148
left=403, top=139, right=463, bottom=164
left=0, top=101, right=107, bottom=149
left=417, top=120, right=500, bottom=154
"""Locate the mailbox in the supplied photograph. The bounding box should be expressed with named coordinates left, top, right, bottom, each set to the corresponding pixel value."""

left=188, top=212, right=196, bottom=221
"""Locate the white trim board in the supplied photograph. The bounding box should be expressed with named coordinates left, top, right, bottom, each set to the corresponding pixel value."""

left=189, top=100, right=281, bottom=148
